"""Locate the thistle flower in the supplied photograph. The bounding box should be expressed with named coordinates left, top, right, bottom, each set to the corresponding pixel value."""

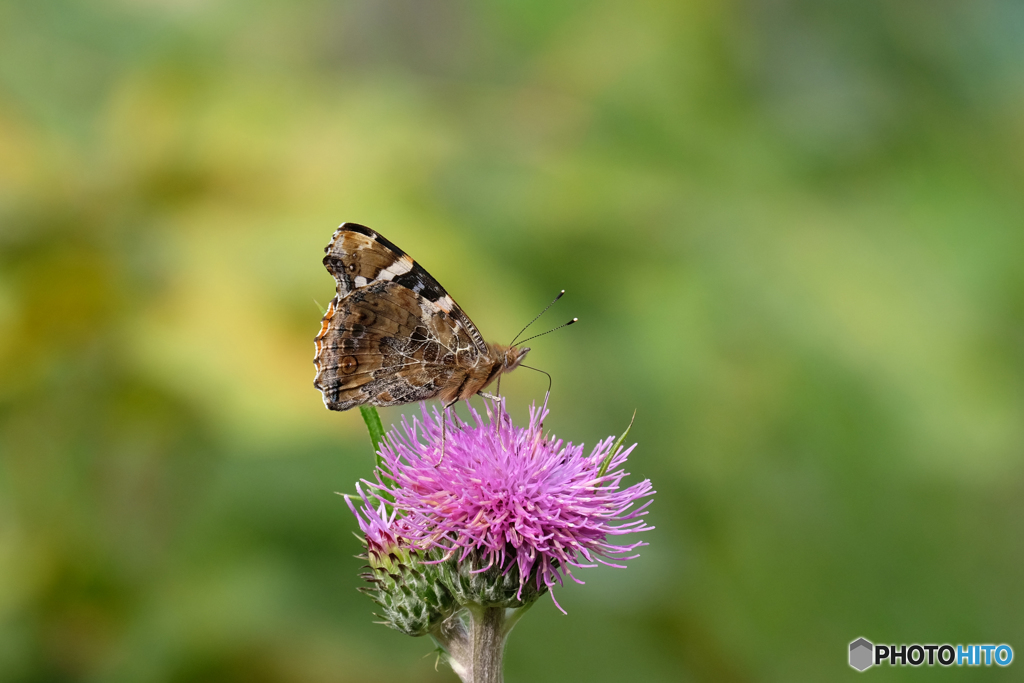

left=346, top=486, right=455, bottom=636
left=346, top=484, right=403, bottom=569
left=364, top=400, right=655, bottom=612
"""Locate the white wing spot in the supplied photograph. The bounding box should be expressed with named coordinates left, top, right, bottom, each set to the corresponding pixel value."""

left=354, top=276, right=368, bottom=288
left=380, top=255, right=414, bottom=281
left=390, top=256, right=414, bottom=275
left=437, top=295, right=455, bottom=313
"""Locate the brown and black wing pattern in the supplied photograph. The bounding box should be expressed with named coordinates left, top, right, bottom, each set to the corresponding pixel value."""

left=313, top=280, right=477, bottom=411
left=321, top=223, right=487, bottom=355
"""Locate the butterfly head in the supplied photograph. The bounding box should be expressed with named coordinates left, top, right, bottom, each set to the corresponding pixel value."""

left=502, top=345, right=530, bottom=372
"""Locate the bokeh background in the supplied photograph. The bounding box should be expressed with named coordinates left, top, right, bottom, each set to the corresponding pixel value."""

left=2, top=1, right=1023, bottom=681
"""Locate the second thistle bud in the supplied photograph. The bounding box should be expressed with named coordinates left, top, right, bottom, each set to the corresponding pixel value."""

left=360, top=542, right=455, bottom=636
left=348, top=487, right=456, bottom=637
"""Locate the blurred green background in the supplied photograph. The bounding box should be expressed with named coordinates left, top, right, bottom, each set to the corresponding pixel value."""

left=2, top=1, right=1023, bottom=681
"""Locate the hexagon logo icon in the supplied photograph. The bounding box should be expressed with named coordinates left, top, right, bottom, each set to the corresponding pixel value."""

left=849, top=638, right=874, bottom=671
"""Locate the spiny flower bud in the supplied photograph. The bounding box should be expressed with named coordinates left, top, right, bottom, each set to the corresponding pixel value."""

left=347, top=486, right=456, bottom=636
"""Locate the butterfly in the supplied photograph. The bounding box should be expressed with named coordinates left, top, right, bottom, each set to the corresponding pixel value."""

left=313, top=223, right=532, bottom=414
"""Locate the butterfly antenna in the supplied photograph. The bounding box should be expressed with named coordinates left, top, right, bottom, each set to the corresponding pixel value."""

left=510, top=290, right=565, bottom=345
left=515, top=318, right=578, bottom=346
left=519, top=364, right=552, bottom=395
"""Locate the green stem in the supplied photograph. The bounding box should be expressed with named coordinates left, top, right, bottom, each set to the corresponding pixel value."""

left=358, top=405, right=386, bottom=470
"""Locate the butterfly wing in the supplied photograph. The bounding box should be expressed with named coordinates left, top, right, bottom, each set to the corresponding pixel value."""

left=314, top=280, right=476, bottom=410
left=314, top=227, right=487, bottom=411
left=321, top=223, right=488, bottom=354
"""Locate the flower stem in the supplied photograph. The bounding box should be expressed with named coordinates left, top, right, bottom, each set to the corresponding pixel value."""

left=435, top=606, right=511, bottom=683
left=469, top=606, right=506, bottom=683
left=433, top=615, right=471, bottom=682
left=358, top=405, right=386, bottom=469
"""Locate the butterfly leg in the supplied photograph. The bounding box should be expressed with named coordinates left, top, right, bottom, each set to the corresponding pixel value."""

left=492, top=376, right=504, bottom=442
left=437, top=398, right=458, bottom=467
left=478, top=391, right=504, bottom=446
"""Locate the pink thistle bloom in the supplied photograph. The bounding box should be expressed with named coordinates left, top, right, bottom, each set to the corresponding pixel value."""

left=363, top=401, right=655, bottom=611
left=345, top=484, right=458, bottom=636
left=345, top=484, right=403, bottom=563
